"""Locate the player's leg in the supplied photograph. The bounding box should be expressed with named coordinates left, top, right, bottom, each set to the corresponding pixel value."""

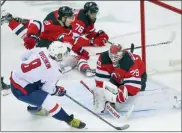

left=1, top=11, right=28, bottom=39
left=76, top=56, right=96, bottom=77
left=1, top=77, right=11, bottom=96
left=92, top=87, right=106, bottom=113
left=10, top=77, right=86, bottom=128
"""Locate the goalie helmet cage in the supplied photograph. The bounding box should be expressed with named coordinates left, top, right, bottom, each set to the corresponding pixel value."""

left=140, top=0, right=182, bottom=73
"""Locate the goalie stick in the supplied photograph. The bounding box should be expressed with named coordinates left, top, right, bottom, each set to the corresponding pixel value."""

left=91, top=31, right=176, bottom=56
left=80, top=80, right=122, bottom=119
left=80, top=80, right=134, bottom=120
left=65, top=93, right=130, bottom=130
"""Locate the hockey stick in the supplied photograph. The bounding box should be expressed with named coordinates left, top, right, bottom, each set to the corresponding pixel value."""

left=65, top=93, right=130, bottom=130
left=91, top=32, right=176, bottom=56
left=128, top=31, right=176, bottom=50
left=80, top=80, right=122, bottom=119
left=80, top=80, right=135, bottom=120
left=1, top=0, right=6, bottom=6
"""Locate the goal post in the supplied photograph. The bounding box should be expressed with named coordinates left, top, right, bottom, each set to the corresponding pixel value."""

left=140, top=0, right=182, bottom=73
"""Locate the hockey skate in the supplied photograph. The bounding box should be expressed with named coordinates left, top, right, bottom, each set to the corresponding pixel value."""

left=27, top=106, right=49, bottom=116
left=1, top=10, right=29, bottom=25
left=1, top=77, right=10, bottom=90
left=1, top=10, right=13, bottom=25
left=67, top=114, right=86, bottom=129
left=1, top=77, right=11, bottom=96
left=83, top=68, right=96, bottom=77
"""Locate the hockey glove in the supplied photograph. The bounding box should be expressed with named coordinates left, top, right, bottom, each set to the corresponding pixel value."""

left=52, top=85, right=66, bottom=96
left=24, top=34, right=39, bottom=49
left=90, top=30, right=109, bottom=46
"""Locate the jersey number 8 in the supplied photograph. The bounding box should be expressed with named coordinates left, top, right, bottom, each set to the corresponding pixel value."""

left=21, top=58, right=41, bottom=73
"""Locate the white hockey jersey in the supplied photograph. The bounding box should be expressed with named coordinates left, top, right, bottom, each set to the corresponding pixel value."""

left=11, top=48, right=64, bottom=94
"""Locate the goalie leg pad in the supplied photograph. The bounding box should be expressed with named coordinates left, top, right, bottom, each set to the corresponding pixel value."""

left=93, top=87, right=106, bottom=113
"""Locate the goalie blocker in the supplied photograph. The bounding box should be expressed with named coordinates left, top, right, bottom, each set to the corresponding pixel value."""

left=93, top=44, right=147, bottom=113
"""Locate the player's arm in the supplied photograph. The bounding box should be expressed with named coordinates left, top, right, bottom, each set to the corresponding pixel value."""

left=42, top=78, right=66, bottom=97
left=95, top=55, right=111, bottom=88
left=84, top=23, right=109, bottom=47
left=21, top=48, right=41, bottom=61
left=27, top=20, right=44, bottom=36
left=23, top=20, right=44, bottom=49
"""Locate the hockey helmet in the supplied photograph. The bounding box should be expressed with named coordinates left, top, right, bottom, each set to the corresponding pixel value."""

left=58, top=6, right=73, bottom=20
left=48, top=41, right=70, bottom=61
left=84, top=2, right=99, bottom=13
left=109, top=44, right=124, bottom=66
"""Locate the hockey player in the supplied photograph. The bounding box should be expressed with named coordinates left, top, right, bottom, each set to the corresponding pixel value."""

left=37, top=6, right=95, bottom=77
left=1, top=10, right=40, bottom=49
left=92, top=44, right=147, bottom=113
left=71, top=1, right=109, bottom=47
left=10, top=41, right=86, bottom=129
left=43, top=2, right=109, bottom=47
left=1, top=7, right=95, bottom=77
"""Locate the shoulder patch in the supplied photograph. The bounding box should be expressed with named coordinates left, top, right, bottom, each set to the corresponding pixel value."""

left=100, top=51, right=112, bottom=64
left=44, top=11, right=59, bottom=25
left=118, top=52, right=134, bottom=72
left=77, top=9, right=90, bottom=28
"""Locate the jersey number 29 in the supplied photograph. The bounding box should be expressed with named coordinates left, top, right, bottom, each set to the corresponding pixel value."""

left=21, top=58, right=41, bottom=73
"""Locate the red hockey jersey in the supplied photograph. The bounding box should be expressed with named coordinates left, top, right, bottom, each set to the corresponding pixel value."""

left=95, top=51, right=146, bottom=97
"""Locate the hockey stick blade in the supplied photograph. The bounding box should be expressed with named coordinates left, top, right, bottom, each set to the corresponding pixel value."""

left=65, top=93, right=130, bottom=130
left=114, top=124, right=130, bottom=130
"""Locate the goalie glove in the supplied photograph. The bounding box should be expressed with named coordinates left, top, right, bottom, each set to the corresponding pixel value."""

left=116, top=86, right=128, bottom=103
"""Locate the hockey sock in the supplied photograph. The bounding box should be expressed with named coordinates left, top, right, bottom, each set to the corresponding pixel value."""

left=52, top=107, right=72, bottom=123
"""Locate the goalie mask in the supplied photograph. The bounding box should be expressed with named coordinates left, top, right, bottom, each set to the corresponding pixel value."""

left=109, top=44, right=124, bottom=66
left=48, top=41, right=70, bottom=62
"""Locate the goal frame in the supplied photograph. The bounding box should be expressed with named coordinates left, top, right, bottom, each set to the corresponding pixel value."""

left=140, top=0, right=182, bottom=69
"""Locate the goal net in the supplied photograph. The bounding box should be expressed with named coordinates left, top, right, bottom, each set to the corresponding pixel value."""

left=111, top=1, right=181, bottom=76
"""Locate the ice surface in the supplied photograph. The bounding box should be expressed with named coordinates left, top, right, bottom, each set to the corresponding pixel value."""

left=1, top=1, right=181, bottom=132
